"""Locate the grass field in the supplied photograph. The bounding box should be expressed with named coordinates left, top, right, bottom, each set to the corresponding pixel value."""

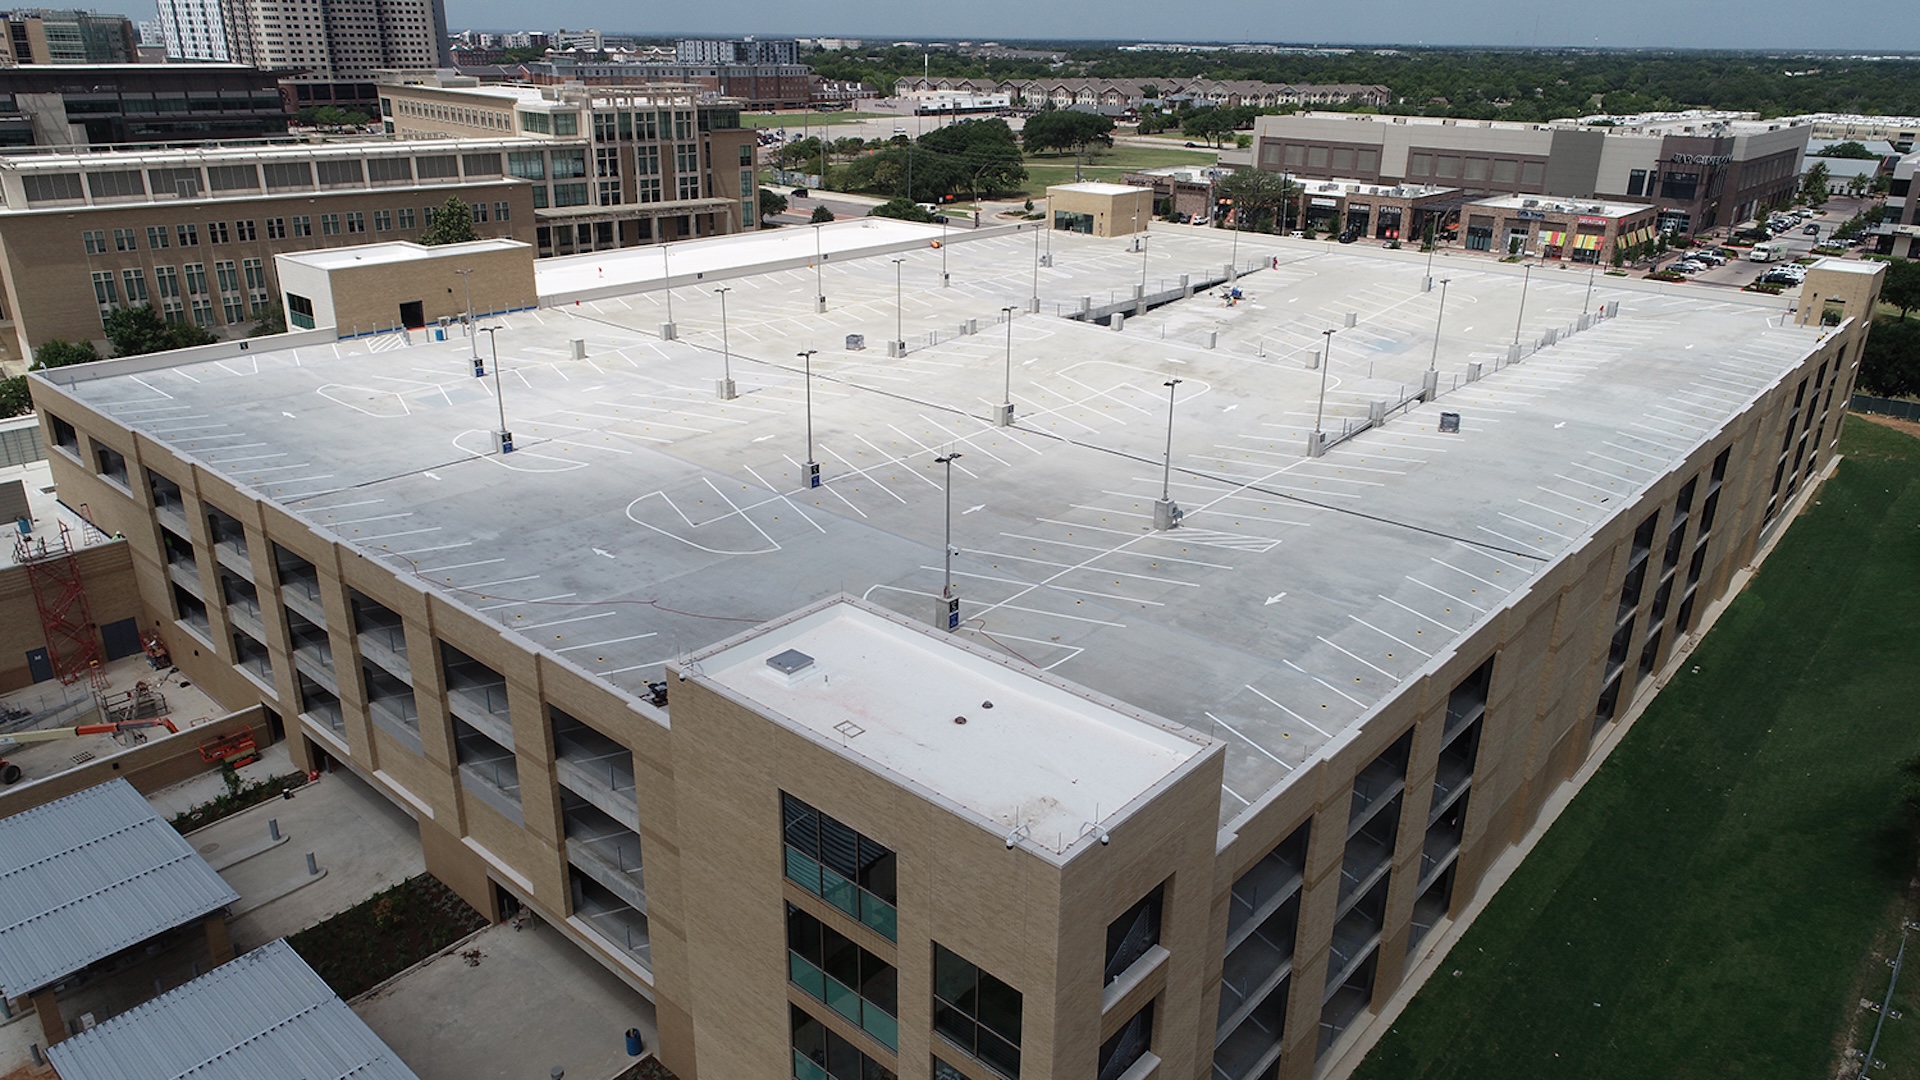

left=1353, top=417, right=1920, bottom=1080
left=1020, top=146, right=1218, bottom=193
left=741, top=111, right=889, bottom=129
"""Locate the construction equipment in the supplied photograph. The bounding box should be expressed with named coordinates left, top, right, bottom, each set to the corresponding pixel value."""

left=13, top=522, right=102, bottom=685
left=198, top=730, right=259, bottom=770
left=0, top=717, right=178, bottom=785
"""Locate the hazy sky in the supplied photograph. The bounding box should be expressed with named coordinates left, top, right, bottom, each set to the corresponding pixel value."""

left=442, top=0, right=1920, bottom=51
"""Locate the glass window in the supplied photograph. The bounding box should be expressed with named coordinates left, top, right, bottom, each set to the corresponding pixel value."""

left=177, top=224, right=200, bottom=247
left=508, top=150, right=546, bottom=180
left=790, top=1005, right=896, bottom=1080
left=113, top=227, right=137, bottom=251
left=554, top=112, right=578, bottom=136
left=1096, top=1002, right=1153, bottom=1080
left=91, top=271, right=117, bottom=306
left=416, top=155, right=459, bottom=179
left=495, top=201, right=510, bottom=222
left=374, top=209, right=392, bottom=232
left=122, top=268, right=148, bottom=302
left=207, top=221, right=229, bottom=244
left=398, top=208, right=416, bottom=229
left=88, top=170, right=144, bottom=199
left=316, top=159, right=364, bottom=186
left=82, top=229, right=106, bottom=255
left=1104, top=884, right=1164, bottom=984
left=147, top=225, right=171, bottom=249
left=933, top=943, right=1022, bottom=1078
left=787, top=903, right=897, bottom=1050
left=463, top=153, right=502, bottom=176
left=292, top=216, right=311, bottom=237
left=320, top=213, right=340, bottom=236
left=781, top=793, right=897, bottom=940
left=23, top=172, right=84, bottom=202
left=262, top=161, right=312, bottom=189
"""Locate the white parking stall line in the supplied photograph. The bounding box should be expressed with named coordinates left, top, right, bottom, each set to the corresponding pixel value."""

left=1346, top=615, right=1432, bottom=658
left=1403, top=576, right=1487, bottom=613
left=521, top=610, right=620, bottom=631
left=1281, top=660, right=1369, bottom=707
left=1205, top=711, right=1295, bottom=769
left=555, top=632, right=659, bottom=654
left=1317, top=636, right=1400, bottom=681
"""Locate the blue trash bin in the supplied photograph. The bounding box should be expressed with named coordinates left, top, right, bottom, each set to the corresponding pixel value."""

left=625, top=1028, right=644, bottom=1056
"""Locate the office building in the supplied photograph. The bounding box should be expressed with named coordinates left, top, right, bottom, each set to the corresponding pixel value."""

left=0, top=8, right=136, bottom=64
left=676, top=37, right=800, bottom=66
left=21, top=218, right=1880, bottom=1080
left=0, top=138, right=535, bottom=366
left=377, top=76, right=758, bottom=254
left=1252, top=111, right=1809, bottom=237
left=221, top=0, right=450, bottom=102
left=517, top=58, right=815, bottom=110
left=1874, top=150, right=1919, bottom=258
left=152, top=0, right=226, bottom=60
left=0, top=64, right=288, bottom=148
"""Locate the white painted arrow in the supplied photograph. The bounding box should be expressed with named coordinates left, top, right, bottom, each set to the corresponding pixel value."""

left=423, top=471, right=441, bottom=481
left=282, top=411, right=296, bottom=418
left=1264, top=592, right=1286, bottom=606
left=1223, top=404, right=1239, bottom=413
left=752, top=434, right=775, bottom=443
left=592, top=547, right=617, bottom=559
left=963, top=504, right=985, bottom=515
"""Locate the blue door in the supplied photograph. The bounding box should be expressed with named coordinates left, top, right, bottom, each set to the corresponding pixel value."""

left=25, top=648, right=52, bottom=683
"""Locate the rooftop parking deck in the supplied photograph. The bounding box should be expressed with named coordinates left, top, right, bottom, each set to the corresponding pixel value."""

left=39, top=226, right=1828, bottom=827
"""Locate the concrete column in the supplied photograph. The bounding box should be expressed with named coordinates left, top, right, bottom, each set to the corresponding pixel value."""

left=204, top=913, right=234, bottom=967
left=32, top=988, right=64, bottom=1047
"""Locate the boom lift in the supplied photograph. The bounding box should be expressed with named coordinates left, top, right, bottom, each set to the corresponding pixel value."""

left=0, top=717, right=178, bottom=785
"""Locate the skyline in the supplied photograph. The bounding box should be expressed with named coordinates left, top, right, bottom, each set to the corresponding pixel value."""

left=420, top=0, right=1920, bottom=52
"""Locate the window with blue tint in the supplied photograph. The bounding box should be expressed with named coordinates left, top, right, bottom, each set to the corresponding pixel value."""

left=934, top=943, right=1022, bottom=1078
left=787, top=903, right=897, bottom=1051
left=791, top=1004, right=897, bottom=1080
left=782, top=793, right=897, bottom=941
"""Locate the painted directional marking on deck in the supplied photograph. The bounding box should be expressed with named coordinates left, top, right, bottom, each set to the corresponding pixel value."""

left=1223, top=405, right=1239, bottom=413
left=752, top=434, right=775, bottom=442
left=1265, top=592, right=1286, bottom=606
left=592, top=548, right=617, bottom=559
left=963, top=505, right=985, bottom=514
left=423, top=471, right=441, bottom=480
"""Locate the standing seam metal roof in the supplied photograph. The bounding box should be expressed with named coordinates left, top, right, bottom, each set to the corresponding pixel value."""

left=0, top=778, right=239, bottom=997
left=45, top=939, right=422, bottom=1080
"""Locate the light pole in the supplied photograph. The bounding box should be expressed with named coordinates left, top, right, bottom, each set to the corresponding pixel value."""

left=891, top=257, right=906, bottom=356
left=1155, top=378, right=1182, bottom=530
left=455, top=268, right=477, bottom=361
left=1030, top=222, right=1041, bottom=311
left=940, top=213, right=949, bottom=286
left=1512, top=263, right=1532, bottom=349
left=714, top=287, right=735, bottom=400
left=1310, top=328, right=1336, bottom=457
left=812, top=224, right=826, bottom=312
left=479, top=326, right=512, bottom=453
left=934, top=451, right=962, bottom=630
left=1138, top=215, right=1150, bottom=293
left=798, top=350, right=819, bottom=488
left=660, top=245, right=676, bottom=340
left=1583, top=265, right=1597, bottom=316
left=996, top=306, right=1015, bottom=427
left=1225, top=197, right=1239, bottom=278
left=1424, top=278, right=1450, bottom=401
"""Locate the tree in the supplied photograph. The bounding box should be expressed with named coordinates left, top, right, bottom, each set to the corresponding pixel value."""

left=1802, top=161, right=1830, bottom=207
left=1882, top=259, right=1920, bottom=320
left=0, top=375, right=30, bottom=419
left=32, top=339, right=100, bottom=370
left=759, top=187, right=789, bottom=221
left=868, top=198, right=934, bottom=222
left=917, top=118, right=1026, bottom=199
left=103, top=305, right=217, bottom=357
left=809, top=205, right=835, bottom=223
left=1215, top=169, right=1297, bottom=233
left=250, top=305, right=286, bottom=337
left=1021, top=109, right=1115, bottom=157
left=1180, top=108, right=1236, bottom=148
left=1814, top=140, right=1882, bottom=160
left=294, top=105, right=371, bottom=128
left=1859, top=318, right=1920, bottom=398
left=420, top=195, right=479, bottom=246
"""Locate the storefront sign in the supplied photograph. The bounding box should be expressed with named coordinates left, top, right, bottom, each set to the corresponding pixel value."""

left=1578, top=215, right=1610, bottom=226
left=1311, top=197, right=1338, bottom=207
left=1671, top=153, right=1732, bottom=166
left=1516, top=209, right=1546, bottom=221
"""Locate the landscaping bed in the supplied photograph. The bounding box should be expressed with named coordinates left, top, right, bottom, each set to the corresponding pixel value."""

left=170, top=770, right=308, bottom=833
left=287, top=875, right=488, bottom=1000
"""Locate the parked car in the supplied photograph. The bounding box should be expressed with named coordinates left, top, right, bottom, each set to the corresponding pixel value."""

left=1338, top=228, right=1361, bottom=244
left=790, top=187, right=809, bottom=199
left=1687, top=250, right=1726, bottom=265
left=1803, top=223, right=1821, bottom=236
left=1668, top=261, right=1707, bottom=275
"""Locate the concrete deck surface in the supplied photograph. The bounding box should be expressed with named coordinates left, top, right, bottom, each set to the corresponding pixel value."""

left=353, top=918, right=657, bottom=1080
left=48, top=225, right=1827, bottom=827
left=0, top=655, right=230, bottom=787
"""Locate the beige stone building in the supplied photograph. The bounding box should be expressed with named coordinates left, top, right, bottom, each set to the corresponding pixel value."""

left=273, top=239, right=537, bottom=334
left=0, top=139, right=536, bottom=369
left=15, top=230, right=1882, bottom=1080
left=1047, top=183, right=1155, bottom=237
left=376, top=75, right=760, bottom=257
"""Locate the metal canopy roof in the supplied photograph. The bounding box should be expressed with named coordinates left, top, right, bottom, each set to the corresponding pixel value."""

left=46, top=939, right=422, bottom=1080
left=0, top=778, right=238, bottom=998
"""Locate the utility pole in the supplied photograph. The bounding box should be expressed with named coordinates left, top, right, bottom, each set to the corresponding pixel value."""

left=891, top=257, right=906, bottom=356
left=996, top=306, right=1015, bottom=427
left=660, top=245, right=676, bottom=340
left=455, top=268, right=476, bottom=361
left=479, top=326, right=512, bottom=453
left=1311, top=328, right=1336, bottom=457
left=1424, top=278, right=1450, bottom=402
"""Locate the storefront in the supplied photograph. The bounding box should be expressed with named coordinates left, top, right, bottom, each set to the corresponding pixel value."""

left=1463, top=196, right=1659, bottom=264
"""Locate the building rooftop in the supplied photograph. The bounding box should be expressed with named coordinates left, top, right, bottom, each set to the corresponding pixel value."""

left=1049, top=182, right=1143, bottom=196
left=1470, top=194, right=1656, bottom=219
left=1297, top=176, right=1458, bottom=199
left=37, top=224, right=1829, bottom=828
left=281, top=238, right=527, bottom=272
left=45, top=939, right=421, bottom=1080
left=1808, top=256, right=1885, bottom=276
left=690, top=599, right=1212, bottom=857
left=0, top=778, right=238, bottom=997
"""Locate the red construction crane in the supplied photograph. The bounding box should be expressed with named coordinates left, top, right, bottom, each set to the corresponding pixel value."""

left=13, top=522, right=101, bottom=685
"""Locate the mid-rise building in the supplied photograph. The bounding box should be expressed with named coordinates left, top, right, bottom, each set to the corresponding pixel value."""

left=0, top=64, right=288, bottom=148
left=152, top=0, right=227, bottom=60
left=0, top=138, right=534, bottom=366
left=18, top=223, right=1881, bottom=1080
left=1875, top=150, right=1920, bottom=258
left=0, top=8, right=137, bottom=64
left=1252, top=111, right=1809, bottom=237
left=377, top=75, right=758, bottom=254
left=676, top=36, right=799, bottom=66
left=221, top=0, right=450, bottom=107
left=522, top=58, right=814, bottom=110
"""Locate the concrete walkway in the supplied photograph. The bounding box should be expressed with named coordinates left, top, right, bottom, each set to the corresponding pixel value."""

left=354, top=918, right=657, bottom=1080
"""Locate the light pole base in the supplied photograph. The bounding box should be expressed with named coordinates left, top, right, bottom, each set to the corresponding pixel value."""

left=1153, top=499, right=1183, bottom=530
left=942, top=273, right=950, bottom=288
left=717, top=378, right=736, bottom=400
left=471, top=358, right=486, bottom=378
left=887, top=340, right=904, bottom=358
left=936, top=593, right=961, bottom=632
left=806, top=461, right=821, bottom=489
left=1039, top=253, right=1052, bottom=268
left=1421, top=369, right=1440, bottom=402
left=1306, top=431, right=1327, bottom=458
left=659, top=322, right=677, bottom=341
left=992, top=402, right=1013, bottom=427
left=1026, top=296, right=1040, bottom=313
left=814, top=297, right=827, bottom=313
left=493, top=430, right=515, bottom=454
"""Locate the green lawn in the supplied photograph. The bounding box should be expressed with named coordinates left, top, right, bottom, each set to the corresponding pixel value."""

left=1354, top=417, right=1920, bottom=1080
left=1020, top=146, right=1218, bottom=193
left=741, top=111, right=890, bottom=129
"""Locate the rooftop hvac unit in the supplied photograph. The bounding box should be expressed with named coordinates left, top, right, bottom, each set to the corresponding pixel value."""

left=1523, top=199, right=1539, bottom=208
